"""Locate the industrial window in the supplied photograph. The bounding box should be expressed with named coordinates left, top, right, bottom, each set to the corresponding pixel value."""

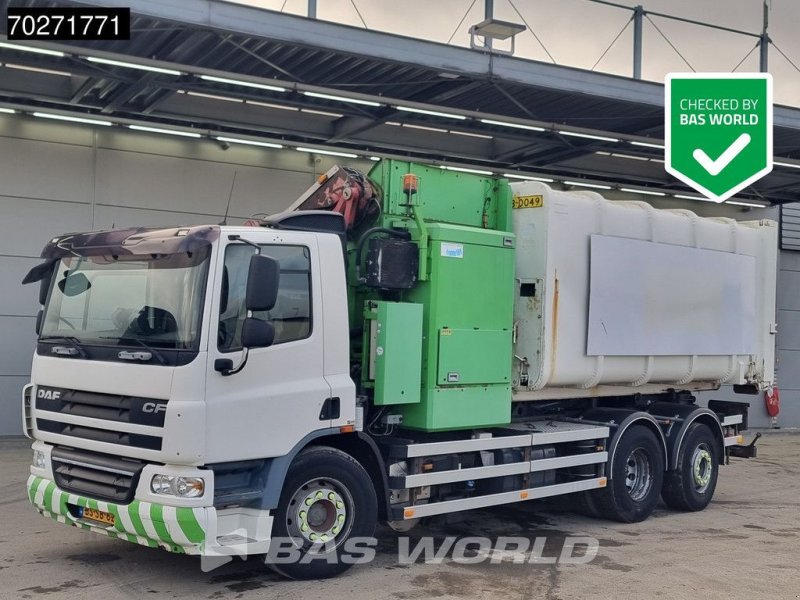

left=218, top=244, right=312, bottom=351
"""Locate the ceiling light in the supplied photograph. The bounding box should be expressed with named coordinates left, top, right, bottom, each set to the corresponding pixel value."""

left=185, top=91, right=242, bottom=103
left=564, top=180, right=612, bottom=190
left=630, top=140, right=665, bottom=149
left=450, top=130, right=493, bottom=139
left=301, top=108, right=344, bottom=118
left=200, top=75, right=286, bottom=93
left=774, top=161, right=800, bottom=169
left=503, top=173, right=554, bottom=182
left=302, top=91, right=381, bottom=107
left=33, top=112, right=112, bottom=126
left=85, top=56, right=182, bottom=76
left=396, top=106, right=466, bottom=120
left=441, top=166, right=493, bottom=175
left=245, top=100, right=298, bottom=111
left=403, top=123, right=447, bottom=133
left=128, top=125, right=202, bottom=138
left=674, top=194, right=716, bottom=202
left=620, top=187, right=666, bottom=196
left=470, top=18, right=526, bottom=40
left=480, top=118, right=545, bottom=132
left=296, top=147, right=358, bottom=158
left=4, top=63, right=71, bottom=77
left=0, top=108, right=16, bottom=114
left=369, top=156, right=381, bottom=161
left=611, top=153, right=649, bottom=161
left=726, top=200, right=767, bottom=208
left=0, top=42, right=64, bottom=57
left=559, top=130, right=620, bottom=143
left=217, top=136, right=283, bottom=149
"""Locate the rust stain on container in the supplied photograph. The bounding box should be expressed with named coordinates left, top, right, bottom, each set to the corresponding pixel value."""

left=548, top=274, right=560, bottom=382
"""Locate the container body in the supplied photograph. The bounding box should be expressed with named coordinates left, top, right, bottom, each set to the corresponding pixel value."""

left=511, top=182, right=777, bottom=397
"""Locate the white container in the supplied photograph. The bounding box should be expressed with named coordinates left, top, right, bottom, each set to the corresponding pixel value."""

left=510, top=182, right=777, bottom=401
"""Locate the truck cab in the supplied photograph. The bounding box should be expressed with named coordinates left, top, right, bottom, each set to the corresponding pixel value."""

left=26, top=223, right=361, bottom=572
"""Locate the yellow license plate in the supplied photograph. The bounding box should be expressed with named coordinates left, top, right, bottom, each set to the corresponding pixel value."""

left=512, top=194, right=543, bottom=209
left=83, top=507, right=115, bottom=526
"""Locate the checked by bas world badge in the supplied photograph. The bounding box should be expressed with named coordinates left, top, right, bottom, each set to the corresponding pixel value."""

left=665, top=73, right=773, bottom=203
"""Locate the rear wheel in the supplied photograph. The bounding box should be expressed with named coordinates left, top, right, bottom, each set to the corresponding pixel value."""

left=595, top=425, right=665, bottom=523
left=268, top=446, right=377, bottom=580
left=661, top=423, right=719, bottom=511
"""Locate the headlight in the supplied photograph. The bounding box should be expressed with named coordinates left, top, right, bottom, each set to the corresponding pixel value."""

left=32, top=450, right=46, bottom=470
left=150, top=474, right=205, bottom=498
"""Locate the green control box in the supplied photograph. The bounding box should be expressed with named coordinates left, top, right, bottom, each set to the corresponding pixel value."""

left=399, top=223, right=515, bottom=431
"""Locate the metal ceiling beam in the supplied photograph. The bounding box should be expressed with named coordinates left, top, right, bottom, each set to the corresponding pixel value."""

left=100, top=73, right=157, bottom=113
left=36, top=2, right=671, bottom=105
left=4, top=0, right=800, bottom=132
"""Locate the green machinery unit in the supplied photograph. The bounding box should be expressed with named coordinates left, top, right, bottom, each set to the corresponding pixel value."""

left=353, top=161, right=516, bottom=432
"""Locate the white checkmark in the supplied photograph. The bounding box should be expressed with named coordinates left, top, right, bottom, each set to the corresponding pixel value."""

left=692, top=133, right=751, bottom=176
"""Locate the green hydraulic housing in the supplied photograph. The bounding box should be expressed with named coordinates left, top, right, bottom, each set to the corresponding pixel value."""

left=352, top=160, right=516, bottom=432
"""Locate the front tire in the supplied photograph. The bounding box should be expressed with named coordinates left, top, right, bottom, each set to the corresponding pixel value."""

left=595, top=424, right=665, bottom=523
left=661, top=423, right=720, bottom=511
left=268, top=446, right=377, bottom=580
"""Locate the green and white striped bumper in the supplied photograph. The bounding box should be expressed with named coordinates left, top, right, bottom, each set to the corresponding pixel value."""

left=28, top=475, right=210, bottom=555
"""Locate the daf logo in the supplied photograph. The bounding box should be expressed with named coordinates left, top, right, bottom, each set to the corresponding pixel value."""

left=142, top=402, right=167, bottom=414
left=37, top=389, right=61, bottom=401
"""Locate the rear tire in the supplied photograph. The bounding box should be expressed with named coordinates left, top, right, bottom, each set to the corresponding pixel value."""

left=595, top=425, right=665, bottom=523
left=661, top=423, right=719, bottom=511
left=267, top=446, right=377, bottom=580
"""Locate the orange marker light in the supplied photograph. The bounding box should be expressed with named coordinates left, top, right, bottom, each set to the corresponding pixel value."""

left=404, top=508, right=416, bottom=519
left=339, top=425, right=355, bottom=433
left=520, top=491, right=529, bottom=499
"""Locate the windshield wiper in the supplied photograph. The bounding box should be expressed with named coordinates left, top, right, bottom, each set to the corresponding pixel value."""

left=38, top=336, right=89, bottom=359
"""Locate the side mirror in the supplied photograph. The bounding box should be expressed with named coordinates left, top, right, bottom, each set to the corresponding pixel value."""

left=245, top=254, right=280, bottom=312
left=241, top=317, right=275, bottom=348
left=58, top=272, right=91, bottom=297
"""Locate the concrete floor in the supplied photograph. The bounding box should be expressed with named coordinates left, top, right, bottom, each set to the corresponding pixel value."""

left=1, top=432, right=799, bottom=600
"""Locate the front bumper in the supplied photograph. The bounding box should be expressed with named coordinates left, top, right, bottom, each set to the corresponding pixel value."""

left=28, top=474, right=209, bottom=554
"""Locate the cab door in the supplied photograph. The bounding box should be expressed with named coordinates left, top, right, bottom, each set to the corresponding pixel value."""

left=204, top=229, right=331, bottom=462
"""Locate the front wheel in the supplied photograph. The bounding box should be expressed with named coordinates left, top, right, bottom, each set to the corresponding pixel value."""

left=594, top=424, right=665, bottom=523
left=268, top=446, right=377, bottom=580
left=661, top=423, right=720, bottom=511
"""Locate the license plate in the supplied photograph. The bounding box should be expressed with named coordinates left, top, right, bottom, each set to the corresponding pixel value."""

left=83, top=507, right=115, bottom=526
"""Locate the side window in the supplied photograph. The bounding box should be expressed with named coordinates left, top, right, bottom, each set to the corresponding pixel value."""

left=218, top=244, right=312, bottom=352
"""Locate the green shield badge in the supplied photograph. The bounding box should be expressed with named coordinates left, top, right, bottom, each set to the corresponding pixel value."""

left=665, top=73, right=772, bottom=203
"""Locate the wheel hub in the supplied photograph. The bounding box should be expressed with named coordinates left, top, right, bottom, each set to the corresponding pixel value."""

left=691, top=446, right=713, bottom=492
left=288, top=479, right=350, bottom=546
left=624, top=447, right=653, bottom=502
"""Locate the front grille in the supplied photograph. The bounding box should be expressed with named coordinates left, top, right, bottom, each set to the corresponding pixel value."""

left=35, top=386, right=168, bottom=427
left=51, top=446, right=145, bottom=503
left=37, top=419, right=162, bottom=450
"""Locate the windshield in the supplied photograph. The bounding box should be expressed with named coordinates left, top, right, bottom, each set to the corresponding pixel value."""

left=40, top=250, right=210, bottom=350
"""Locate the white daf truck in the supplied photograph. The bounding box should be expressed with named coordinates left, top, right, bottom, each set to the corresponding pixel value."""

left=22, top=161, right=774, bottom=578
